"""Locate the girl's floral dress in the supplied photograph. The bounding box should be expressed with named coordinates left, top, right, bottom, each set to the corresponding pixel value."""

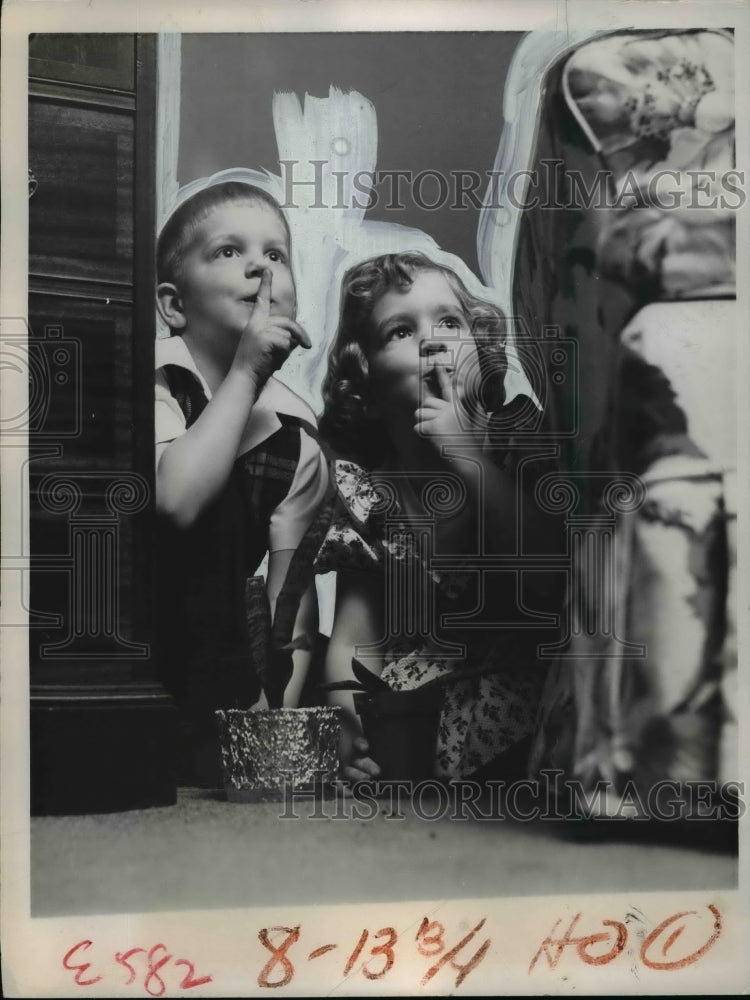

left=315, top=459, right=547, bottom=780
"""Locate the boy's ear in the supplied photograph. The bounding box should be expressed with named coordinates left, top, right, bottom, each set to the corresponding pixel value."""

left=156, top=282, right=187, bottom=331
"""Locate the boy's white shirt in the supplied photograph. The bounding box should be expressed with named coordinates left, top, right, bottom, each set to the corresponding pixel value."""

left=155, top=334, right=315, bottom=453
left=154, top=334, right=328, bottom=552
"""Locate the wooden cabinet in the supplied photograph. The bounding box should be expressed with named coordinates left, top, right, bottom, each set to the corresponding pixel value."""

left=28, top=34, right=176, bottom=814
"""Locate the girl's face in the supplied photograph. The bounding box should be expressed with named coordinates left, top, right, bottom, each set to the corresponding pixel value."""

left=365, top=269, right=481, bottom=420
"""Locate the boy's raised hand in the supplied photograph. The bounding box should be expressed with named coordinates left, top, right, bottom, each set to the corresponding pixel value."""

left=232, top=268, right=311, bottom=390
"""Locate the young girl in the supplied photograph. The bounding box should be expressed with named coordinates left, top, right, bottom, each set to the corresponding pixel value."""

left=316, top=251, right=556, bottom=782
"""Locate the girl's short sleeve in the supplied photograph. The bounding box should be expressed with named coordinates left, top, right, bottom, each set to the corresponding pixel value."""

left=314, top=512, right=383, bottom=575
left=314, top=460, right=384, bottom=575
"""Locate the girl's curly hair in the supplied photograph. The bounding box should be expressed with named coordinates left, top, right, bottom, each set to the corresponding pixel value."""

left=319, top=252, right=508, bottom=468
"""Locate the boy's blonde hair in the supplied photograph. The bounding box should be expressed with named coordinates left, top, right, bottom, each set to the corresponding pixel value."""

left=157, top=181, right=292, bottom=287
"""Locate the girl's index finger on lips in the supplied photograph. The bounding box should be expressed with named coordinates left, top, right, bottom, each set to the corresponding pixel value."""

left=422, top=362, right=447, bottom=401
left=434, top=362, right=454, bottom=400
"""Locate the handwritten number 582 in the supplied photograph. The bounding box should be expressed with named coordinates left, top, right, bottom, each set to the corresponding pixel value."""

left=114, top=945, right=213, bottom=994
left=63, top=939, right=212, bottom=993
left=115, top=945, right=171, bottom=997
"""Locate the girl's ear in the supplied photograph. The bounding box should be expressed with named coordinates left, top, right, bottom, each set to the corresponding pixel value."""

left=156, top=283, right=187, bottom=331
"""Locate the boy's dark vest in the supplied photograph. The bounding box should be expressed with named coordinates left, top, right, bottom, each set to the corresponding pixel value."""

left=155, top=365, right=302, bottom=783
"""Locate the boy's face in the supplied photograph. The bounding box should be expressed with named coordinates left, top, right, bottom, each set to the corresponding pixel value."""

left=174, top=200, right=296, bottom=342
left=365, top=270, right=481, bottom=418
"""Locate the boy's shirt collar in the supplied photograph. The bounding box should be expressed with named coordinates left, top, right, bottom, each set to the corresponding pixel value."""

left=155, top=334, right=213, bottom=399
left=155, top=335, right=317, bottom=454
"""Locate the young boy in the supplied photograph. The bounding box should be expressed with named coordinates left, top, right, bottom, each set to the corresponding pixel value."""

left=154, top=181, right=327, bottom=786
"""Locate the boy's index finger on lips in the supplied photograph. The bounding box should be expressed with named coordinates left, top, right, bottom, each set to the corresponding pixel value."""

left=273, top=319, right=311, bottom=350
left=255, top=267, right=273, bottom=312
left=291, top=321, right=312, bottom=350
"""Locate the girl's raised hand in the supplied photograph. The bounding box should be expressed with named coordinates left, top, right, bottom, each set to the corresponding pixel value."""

left=232, top=268, right=311, bottom=390
left=432, top=362, right=454, bottom=403
left=414, top=362, right=486, bottom=452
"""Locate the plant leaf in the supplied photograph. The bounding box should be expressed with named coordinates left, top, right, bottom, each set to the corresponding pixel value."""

left=279, top=632, right=311, bottom=653
left=351, top=657, right=391, bottom=692
left=318, top=680, right=368, bottom=693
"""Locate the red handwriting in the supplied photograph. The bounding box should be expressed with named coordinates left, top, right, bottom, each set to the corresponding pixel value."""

left=61, top=906, right=721, bottom=993
left=415, top=917, right=445, bottom=956
left=418, top=918, right=491, bottom=988
left=529, top=913, right=627, bottom=972
left=257, top=917, right=490, bottom=989
left=530, top=905, right=722, bottom=975
left=639, top=905, right=722, bottom=971
left=63, top=941, right=103, bottom=987
left=343, top=927, right=397, bottom=980
left=62, top=940, right=212, bottom=994
left=307, top=943, right=337, bottom=960
left=257, top=926, right=300, bottom=988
